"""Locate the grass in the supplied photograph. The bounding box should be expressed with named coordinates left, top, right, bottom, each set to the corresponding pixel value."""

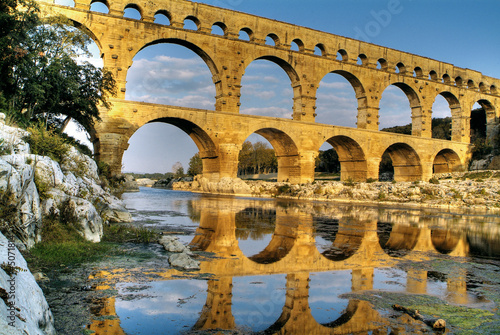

left=101, top=224, right=158, bottom=244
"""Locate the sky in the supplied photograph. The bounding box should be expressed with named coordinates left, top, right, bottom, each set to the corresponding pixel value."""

left=59, top=0, right=500, bottom=173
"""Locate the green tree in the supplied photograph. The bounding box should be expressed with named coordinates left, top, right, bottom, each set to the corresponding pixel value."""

left=0, top=0, right=39, bottom=101
left=1, top=6, right=115, bottom=131
left=238, top=141, right=254, bottom=175
left=187, top=152, right=203, bottom=176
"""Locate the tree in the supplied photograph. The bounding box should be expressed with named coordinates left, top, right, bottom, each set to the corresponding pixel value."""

left=187, top=153, right=203, bottom=176
left=1, top=6, right=115, bottom=131
left=172, top=162, right=184, bottom=178
left=0, top=0, right=39, bottom=100
left=238, top=141, right=254, bottom=175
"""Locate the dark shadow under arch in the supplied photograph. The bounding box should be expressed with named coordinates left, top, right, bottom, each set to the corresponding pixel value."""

left=325, top=135, right=367, bottom=181
left=381, top=143, right=422, bottom=181
left=433, top=149, right=462, bottom=174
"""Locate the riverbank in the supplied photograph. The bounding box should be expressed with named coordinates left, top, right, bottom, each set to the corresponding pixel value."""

left=169, top=171, right=500, bottom=212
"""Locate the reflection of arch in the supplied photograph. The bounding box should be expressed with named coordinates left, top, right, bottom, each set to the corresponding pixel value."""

left=245, top=210, right=298, bottom=264
left=325, top=135, right=367, bottom=181
left=433, top=149, right=462, bottom=173
left=431, top=229, right=460, bottom=254
left=315, top=217, right=365, bottom=261
left=321, top=300, right=359, bottom=328
left=378, top=222, right=420, bottom=257
left=381, top=143, right=422, bottom=182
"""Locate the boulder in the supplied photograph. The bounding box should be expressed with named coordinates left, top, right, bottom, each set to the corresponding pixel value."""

left=159, top=236, right=192, bottom=254
left=0, top=232, right=56, bottom=334
left=169, top=252, right=200, bottom=270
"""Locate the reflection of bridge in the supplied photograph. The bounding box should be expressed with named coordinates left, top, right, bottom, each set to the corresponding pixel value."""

left=39, top=0, right=500, bottom=183
left=88, top=198, right=472, bottom=334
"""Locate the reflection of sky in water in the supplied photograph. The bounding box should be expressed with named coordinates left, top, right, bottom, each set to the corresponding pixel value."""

left=115, top=280, right=207, bottom=334
left=122, top=188, right=200, bottom=230
left=232, top=275, right=287, bottom=332
left=237, top=234, right=273, bottom=257
left=309, top=271, right=351, bottom=324
left=373, top=268, right=407, bottom=291
left=315, top=236, right=332, bottom=253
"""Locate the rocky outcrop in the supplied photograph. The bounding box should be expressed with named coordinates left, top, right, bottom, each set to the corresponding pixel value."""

left=174, top=175, right=252, bottom=195
left=0, top=116, right=132, bottom=248
left=135, top=178, right=155, bottom=187
left=0, top=232, right=56, bottom=334
left=172, top=172, right=500, bottom=212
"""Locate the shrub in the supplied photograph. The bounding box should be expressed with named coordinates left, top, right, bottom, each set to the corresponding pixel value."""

left=366, top=178, right=377, bottom=183
left=429, top=177, right=440, bottom=184
left=25, top=123, right=69, bottom=163
left=0, top=139, right=11, bottom=155
left=344, top=177, right=355, bottom=187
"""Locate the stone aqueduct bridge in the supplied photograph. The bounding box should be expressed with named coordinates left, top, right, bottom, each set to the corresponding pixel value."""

left=39, top=0, right=500, bottom=183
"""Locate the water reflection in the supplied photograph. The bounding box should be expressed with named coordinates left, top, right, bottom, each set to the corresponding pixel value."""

left=88, top=190, right=500, bottom=334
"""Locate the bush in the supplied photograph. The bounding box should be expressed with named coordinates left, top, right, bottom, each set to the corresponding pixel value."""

left=25, top=123, right=69, bottom=163
left=429, top=177, right=440, bottom=184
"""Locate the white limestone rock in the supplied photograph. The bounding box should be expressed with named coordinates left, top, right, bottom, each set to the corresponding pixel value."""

left=169, top=252, right=200, bottom=270
left=0, top=232, right=56, bottom=335
left=159, top=236, right=192, bottom=255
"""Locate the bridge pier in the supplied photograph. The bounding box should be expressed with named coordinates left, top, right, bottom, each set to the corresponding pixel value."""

left=93, top=132, right=130, bottom=176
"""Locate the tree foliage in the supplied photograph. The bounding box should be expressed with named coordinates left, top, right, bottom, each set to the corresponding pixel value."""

left=0, top=2, right=115, bottom=132
left=187, top=152, right=202, bottom=176
left=315, top=149, right=340, bottom=173
left=237, top=141, right=277, bottom=175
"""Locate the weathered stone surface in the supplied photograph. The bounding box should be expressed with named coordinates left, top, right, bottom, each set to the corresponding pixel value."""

left=173, top=172, right=500, bottom=212
left=169, top=252, right=200, bottom=270
left=0, top=120, right=132, bottom=248
left=0, top=233, right=56, bottom=335
left=38, top=2, right=500, bottom=183
left=159, top=236, right=192, bottom=254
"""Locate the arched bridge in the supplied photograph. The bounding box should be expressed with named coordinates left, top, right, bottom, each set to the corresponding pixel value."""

left=38, top=0, right=500, bottom=182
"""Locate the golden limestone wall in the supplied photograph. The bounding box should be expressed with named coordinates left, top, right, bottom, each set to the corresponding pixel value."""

left=38, top=0, right=500, bottom=182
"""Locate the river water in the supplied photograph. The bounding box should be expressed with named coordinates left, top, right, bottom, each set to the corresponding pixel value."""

left=85, top=187, right=500, bottom=334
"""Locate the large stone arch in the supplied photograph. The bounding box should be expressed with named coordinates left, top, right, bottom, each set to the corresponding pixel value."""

left=433, top=91, right=463, bottom=142
left=128, top=38, right=222, bottom=108
left=380, top=143, right=422, bottom=181
left=323, top=135, right=367, bottom=181
left=381, top=82, right=423, bottom=136
left=433, top=149, right=463, bottom=174
left=121, top=115, right=219, bottom=178
left=474, top=99, right=498, bottom=142
left=241, top=127, right=301, bottom=182
left=315, top=69, right=367, bottom=127
left=241, top=55, right=302, bottom=118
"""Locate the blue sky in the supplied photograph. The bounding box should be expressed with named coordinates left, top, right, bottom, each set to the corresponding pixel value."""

left=62, top=0, right=500, bottom=173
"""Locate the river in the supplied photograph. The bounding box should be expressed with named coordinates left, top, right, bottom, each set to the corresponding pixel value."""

left=83, top=187, right=500, bottom=334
